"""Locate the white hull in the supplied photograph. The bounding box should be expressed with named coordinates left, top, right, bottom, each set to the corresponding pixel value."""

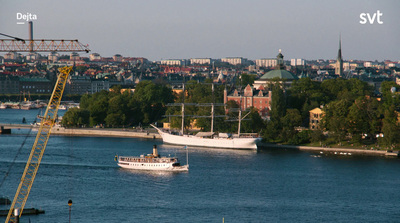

left=152, top=125, right=260, bottom=150
left=117, top=162, right=188, bottom=172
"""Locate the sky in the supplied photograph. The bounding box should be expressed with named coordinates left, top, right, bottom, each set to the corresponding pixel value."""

left=1, top=0, right=399, bottom=61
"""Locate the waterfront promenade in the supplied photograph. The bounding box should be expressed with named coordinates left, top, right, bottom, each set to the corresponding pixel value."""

left=0, top=123, right=161, bottom=139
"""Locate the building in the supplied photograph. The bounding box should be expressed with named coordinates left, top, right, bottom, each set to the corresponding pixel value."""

left=255, top=58, right=277, bottom=68
left=190, top=58, right=211, bottom=65
left=26, top=52, right=40, bottom=61
left=4, top=52, right=19, bottom=60
left=91, top=79, right=122, bottom=94
left=309, top=107, right=324, bottom=129
left=221, top=57, right=248, bottom=66
left=0, top=75, right=19, bottom=94
left=225, top=84, right=272, bottom=118
left=290, top=59, right=306, bottom=66
left=89, top=53, right=101, bottom=61
left=253, top=50, right=298, bottom=89
left=113, top=54, right=123, bottom=62
left=48, top=52, right=59, bottom=62
left=161, top=59, right=187, bottom=66
left=19, top=77, right=53, bottom=94
left=335, top=37, right=343, bottom=76
left=66, top=76, right=92, bottom=95
left=70, top=52, right=80, bottom=61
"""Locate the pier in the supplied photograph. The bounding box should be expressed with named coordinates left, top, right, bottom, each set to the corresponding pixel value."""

left=0, top=208, right=44, bottom=216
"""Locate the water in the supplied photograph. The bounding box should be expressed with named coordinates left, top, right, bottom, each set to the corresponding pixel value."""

left=1, top=110, right=400, bottom=222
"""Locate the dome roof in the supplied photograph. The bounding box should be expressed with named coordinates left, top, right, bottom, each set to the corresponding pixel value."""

left=260, top=69, right=298, bottom=80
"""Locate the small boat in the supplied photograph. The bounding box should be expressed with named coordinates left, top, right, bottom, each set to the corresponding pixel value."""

left=0, top=103, right=7, bottom=109
left=116, top=145, right=189, bottom=172
left=59, top=104, right=67, bottom=110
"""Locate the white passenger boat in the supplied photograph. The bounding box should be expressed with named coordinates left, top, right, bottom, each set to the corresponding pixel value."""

left=116, top=145, right=189, bottom=172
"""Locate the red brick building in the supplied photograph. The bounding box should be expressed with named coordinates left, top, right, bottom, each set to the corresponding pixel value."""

left=224, top=84, right=272, bottom=118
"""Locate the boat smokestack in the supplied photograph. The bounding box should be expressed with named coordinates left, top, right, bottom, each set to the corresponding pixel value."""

left=153, top=145, right=158, bottom=157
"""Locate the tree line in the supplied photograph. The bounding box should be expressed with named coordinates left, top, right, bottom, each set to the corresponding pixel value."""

left=265, top=77, right=400, bottom=149
left=61, top=80, right=174, bottom=128
left=62, top=76, right=400, bottom=149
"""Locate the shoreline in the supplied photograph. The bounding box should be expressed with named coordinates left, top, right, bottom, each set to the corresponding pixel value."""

left=3, top=124, right=398, bottom=157
left=258, top=142, right=399, bottom=157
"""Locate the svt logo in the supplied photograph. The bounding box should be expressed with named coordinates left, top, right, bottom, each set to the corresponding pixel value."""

left=359, top=10, right=383, bottom=24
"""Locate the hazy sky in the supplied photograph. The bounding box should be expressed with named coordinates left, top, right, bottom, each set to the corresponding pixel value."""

left=1, top=0, right=399, bottom=61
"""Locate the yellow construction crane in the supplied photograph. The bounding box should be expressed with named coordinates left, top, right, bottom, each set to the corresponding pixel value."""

left=1, top=22, right=89, bottom=222
left=5, top=66, right=73, bottom=223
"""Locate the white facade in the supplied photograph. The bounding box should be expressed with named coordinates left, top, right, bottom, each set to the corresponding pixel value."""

left=255, top=58, right=277, bottom=68
left=161, top=59, right=187, bottom=66
left=290, top=59, right=305, bottom=66
left=48, top=52, right=59, bottom=62
left=221, top=57, right=246, bottom=65
left=4, top=52, right=19, bottom=60
left=89, top=53, right=101, bottom=61
left=26, top=52, right=40, bottom=61
left=190, top=58, right=211, bottom=65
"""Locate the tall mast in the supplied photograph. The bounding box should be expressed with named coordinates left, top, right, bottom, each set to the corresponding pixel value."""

left=211, top=83, right=214, bottom=133
left=238, top=109, right=241, bottom=137
left=181, top=83, right=185, bottom=135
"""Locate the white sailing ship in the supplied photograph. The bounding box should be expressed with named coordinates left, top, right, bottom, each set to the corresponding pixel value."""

left=153, top=83, right=261, bottom=150
left=116, top=145, right=189, bottom=172
left=152, top=124, right=260, bottom=150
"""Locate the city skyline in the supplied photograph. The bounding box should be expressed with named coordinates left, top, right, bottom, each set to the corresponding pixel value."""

left=1, top=0, right=399, bottom=61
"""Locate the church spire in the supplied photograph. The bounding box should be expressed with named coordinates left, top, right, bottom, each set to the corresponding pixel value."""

left=335, top=35, right=343, bottom=76
left=337, top=34, right=342, bottom=61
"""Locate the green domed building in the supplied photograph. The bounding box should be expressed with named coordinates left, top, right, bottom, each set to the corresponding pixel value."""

left=254, top=50, right=298, bottom=89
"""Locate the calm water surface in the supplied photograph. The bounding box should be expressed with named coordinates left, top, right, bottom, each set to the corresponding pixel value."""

left=1, top=109, right=400, bottom=222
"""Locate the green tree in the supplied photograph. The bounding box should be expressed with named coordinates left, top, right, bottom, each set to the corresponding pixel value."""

left=347, top=97, right=381, bottom=143
left=280, top=109, right=302, bottom=143
left=322, top=99, right=351, bottom=145
left=379, top=105, right=399, bottom=149
left=134, top=80, right=174, bottom=124
left=380, top=81, right=400, bottom=109
left=105, top=113, right=126, bottom=127
left=61, top=108, right=90, bottom=127
left=238, top=73, right=256, bottom=86
left=240, top=107, right=265, bottom=134
left=269, top=81, right=286, bottom=121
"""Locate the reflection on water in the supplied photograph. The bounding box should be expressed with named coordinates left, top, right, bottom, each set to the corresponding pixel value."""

left=159, top=144, right=257, bottom=157
left=118, top=168, right=187, bottom=177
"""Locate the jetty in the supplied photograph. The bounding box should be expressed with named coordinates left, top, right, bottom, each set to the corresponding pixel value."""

left=0, top=208, right=44, bottom=216
left=0, top=126, right=11, bottom=134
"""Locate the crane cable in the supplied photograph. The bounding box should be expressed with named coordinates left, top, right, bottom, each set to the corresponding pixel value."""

left=0, top=109, right=41, bottom=188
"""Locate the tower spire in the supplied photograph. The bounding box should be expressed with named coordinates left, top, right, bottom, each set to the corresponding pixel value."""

left=335, top=34, right=343, bottom=76
left=337, top=34, right=342, bottom=60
